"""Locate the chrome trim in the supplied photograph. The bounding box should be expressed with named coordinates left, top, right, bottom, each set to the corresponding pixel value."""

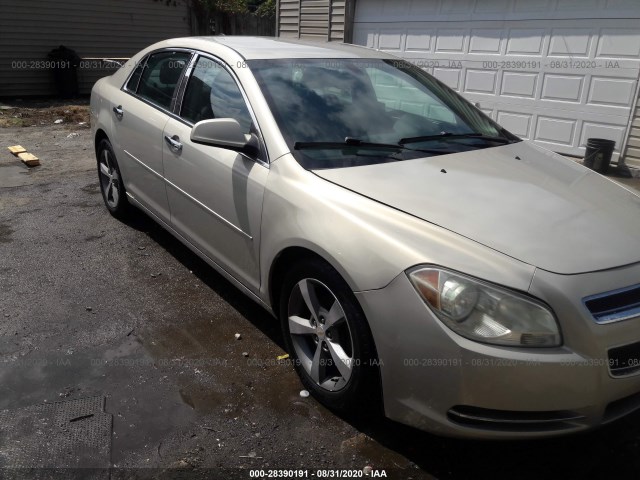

left=583, top=283, right=640, bottom=325
left=125, top=143, right=253, bottom=241
left=121, top=47, right=194, bottom=95
left=597, top=306, right=640, bottom=324
left=113, top=105, right=124, bottom=120
left=123, top=150, right=163, bottom=179
left=163, top=178, right=253, bottom=241
left=120, top=47, right=270, bottom=168
left=124, top=92, right=193, bottom=129
left=164, top=135, right=183, bottom=154
left=126, top=191, right=267, bottom=309
left=448, top=409, right=585, bottom=425
left=121, top=48, right=196, bottom=129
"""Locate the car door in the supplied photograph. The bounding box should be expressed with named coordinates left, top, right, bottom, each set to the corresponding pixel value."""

left=162, top=55, right=269, bottom=293
left=115, top=50, right=191, bottom=223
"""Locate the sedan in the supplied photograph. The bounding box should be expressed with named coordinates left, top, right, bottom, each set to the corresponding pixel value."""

left=91, top=36, right=640, bottom=438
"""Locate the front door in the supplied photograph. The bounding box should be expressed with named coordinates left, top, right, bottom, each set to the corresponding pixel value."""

left=162, top=56, right=269, bottom=292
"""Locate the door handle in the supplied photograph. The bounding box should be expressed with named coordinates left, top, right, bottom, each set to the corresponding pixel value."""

left=164, top=135, right=183, bottom=154
left=113, top=105, right=124, bottom=120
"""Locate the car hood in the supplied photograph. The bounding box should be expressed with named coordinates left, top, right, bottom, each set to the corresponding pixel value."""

left=313, top=141, right=640, bottom=274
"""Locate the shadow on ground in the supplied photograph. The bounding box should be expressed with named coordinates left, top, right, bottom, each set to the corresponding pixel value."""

left=120, top=209, right=283, bottom=349
left=116, top=207, right=640, bottom=480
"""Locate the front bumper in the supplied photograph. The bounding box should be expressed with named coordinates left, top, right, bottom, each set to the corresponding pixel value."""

left=355, top=261, right=640, bottom=439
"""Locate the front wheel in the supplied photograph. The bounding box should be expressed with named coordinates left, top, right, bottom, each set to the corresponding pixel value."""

left=97, top=138, right=129, bottom=218
left=280, top=259, right=380, bottom=412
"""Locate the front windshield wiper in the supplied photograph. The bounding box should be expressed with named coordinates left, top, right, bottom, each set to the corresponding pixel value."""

left=294, top=137, right=448, bottom=155
left=399, top=132, right=513, bottom=145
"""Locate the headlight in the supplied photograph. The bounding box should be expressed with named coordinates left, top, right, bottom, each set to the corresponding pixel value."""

left=407, top=267, right=561, bottom=347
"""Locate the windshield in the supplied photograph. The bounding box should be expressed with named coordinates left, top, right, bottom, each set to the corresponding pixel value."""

left=249, top=58, right=519, bottom=169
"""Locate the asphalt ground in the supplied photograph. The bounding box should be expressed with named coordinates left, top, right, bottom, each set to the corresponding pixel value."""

left=1, top=122, right=640, bottom=479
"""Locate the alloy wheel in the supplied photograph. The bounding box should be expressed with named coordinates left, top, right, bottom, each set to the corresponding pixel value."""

left=99, top=149, right=120, bottom=209
left=287, top=278, right=355, bottom=392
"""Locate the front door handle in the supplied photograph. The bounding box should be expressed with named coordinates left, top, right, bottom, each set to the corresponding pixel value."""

left=164, top=135, right=183, bottom=154
left=113, top=105, right=124, bottom=120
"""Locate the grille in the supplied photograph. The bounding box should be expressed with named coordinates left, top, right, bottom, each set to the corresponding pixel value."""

left=608, top=341, right=640, bottom=377
left=583, top=284, right=640, bottom=324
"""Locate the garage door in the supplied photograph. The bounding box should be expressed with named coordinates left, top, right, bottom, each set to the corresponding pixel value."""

left=352, top=0, right=640, bottom=163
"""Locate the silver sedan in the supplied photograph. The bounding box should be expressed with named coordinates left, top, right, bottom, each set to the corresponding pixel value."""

left=91, top=36, right=640, bottom=438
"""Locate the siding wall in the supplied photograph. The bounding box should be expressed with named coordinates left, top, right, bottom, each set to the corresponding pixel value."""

left=301, top=0, right=330, bottom=40
left=277, top=0, right=352, bottom=42
left=278, top=0, right=301, bottom=38
left=0, top=0, right=192, bottom=97
left=330, top=1, right=347, bottom=42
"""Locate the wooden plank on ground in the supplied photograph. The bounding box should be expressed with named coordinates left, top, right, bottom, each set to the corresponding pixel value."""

left=17, top=152, right=40, bottom=167
left=8, top=145, right=26, bottom=155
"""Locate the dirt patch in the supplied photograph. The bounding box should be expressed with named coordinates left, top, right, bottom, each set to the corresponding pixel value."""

left=0, top=100, right=90, bottom=128
left=81, top=182, right=101, bottom=195
left=0, top=223, right=15, bottom=243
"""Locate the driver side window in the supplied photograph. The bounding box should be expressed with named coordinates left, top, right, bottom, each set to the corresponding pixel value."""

left=181, top=56, right=253, bottom=133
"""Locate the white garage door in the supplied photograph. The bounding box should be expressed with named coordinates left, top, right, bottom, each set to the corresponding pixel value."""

left=353, top=0, right=640, bottom=162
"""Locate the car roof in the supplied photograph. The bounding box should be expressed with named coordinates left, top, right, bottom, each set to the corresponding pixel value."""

left=159, top=36, right=397, bottom=60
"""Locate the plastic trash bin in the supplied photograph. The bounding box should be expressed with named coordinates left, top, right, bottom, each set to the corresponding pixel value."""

left=584, top=138, right=615, bottom=174
left=48, top=45, right=81, bottom=99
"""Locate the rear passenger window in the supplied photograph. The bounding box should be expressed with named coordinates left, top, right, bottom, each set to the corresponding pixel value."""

left=136, top=51, right=190, bottom=110
left=181, top=56, right=252, bottom=133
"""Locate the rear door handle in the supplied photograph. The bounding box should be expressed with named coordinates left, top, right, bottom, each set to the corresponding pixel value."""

left=164, top=135, right=182, bottom=154
left=113, top=105, right=124, bottom=119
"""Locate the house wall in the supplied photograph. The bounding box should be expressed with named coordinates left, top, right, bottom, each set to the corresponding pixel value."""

left=351, top=0, right=640, bottom=164
left=276, top=0, right=640, bottom=167
left=0, top=0, right=193, bottom=97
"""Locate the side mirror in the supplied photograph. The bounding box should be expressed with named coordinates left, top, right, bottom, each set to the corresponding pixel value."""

left=191, top=118, right=258, bottom=156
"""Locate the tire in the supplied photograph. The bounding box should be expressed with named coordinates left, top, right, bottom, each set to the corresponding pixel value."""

left=97, top=138, right=129, bottom=218
left=280, top=258, right=380, bottom=413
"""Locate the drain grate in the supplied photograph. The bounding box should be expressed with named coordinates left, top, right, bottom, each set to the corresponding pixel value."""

left=0, top=396, right=112, bottom=471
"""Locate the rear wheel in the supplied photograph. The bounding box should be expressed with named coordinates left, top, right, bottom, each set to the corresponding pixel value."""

left=97, top=138, right=129, bottom=218
left=280, top=259, right=380, bottom=412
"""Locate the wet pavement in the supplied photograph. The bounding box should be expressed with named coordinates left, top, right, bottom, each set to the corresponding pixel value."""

left=1, top=124, right=640, bottom=479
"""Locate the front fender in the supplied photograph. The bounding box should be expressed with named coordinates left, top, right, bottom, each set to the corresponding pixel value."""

left=259, top=155, right=535, bottom=298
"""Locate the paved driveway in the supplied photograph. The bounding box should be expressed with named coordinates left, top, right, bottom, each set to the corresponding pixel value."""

left=1, top=124, right=640, bottom=479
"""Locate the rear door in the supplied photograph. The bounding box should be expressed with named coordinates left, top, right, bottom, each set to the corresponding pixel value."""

left=161, top=55, right=269, bottom=293
left=115, top=50, right=191, bottom=222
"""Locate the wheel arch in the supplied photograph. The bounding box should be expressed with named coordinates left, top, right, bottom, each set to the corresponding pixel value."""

left=269, top=246, right=322, bottom=317
left=94, top=129, right=109, bottom=159
left=268, top=246, right=356, bottom=320
left=270, top=245, right=384, bottom=410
